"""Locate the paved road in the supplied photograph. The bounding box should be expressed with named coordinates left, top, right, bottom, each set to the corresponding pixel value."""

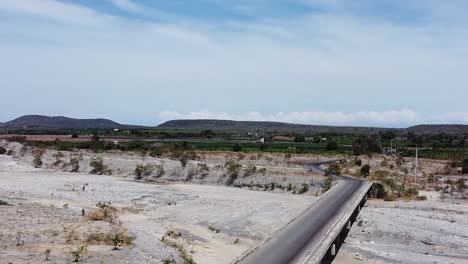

left=237, top=160, right=366, bottom=264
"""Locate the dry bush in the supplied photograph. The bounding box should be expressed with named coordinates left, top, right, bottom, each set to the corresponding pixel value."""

left=52, top=151, right=65, bottom=167
left=87, top=203, right=117, bottom=223
left=32, top=148, right=45, bottom=168
left=134, top=163, right=154, bottom=179
left=243, top=163, right=257, bottom=177
left=161, top=231, right=195, bottom=264
left=384, top=193, right=398, bottom=201
left=86, top=230, right=134, bottom=248
left=89, top=156, right=112, bottom=175
left=69, top=244, right=87, bottom=262
left=197, top=163, right=210, bottom=178
left=69, top=152, right=83, bottom=172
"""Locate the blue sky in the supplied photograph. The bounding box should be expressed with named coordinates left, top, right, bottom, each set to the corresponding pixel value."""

left=1, top=0, right=468, bottom=127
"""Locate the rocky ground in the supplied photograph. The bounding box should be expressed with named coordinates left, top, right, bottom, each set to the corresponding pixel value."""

left=1, top=140, right=467, bottom=264
left=0, top=154, right=315, bottom=263
left=336, top=196, right=468, bottom=264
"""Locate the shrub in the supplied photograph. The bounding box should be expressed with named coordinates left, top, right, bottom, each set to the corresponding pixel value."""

left=354, top=158, right=362, bottom=166
left=372, top=183, right=386, bottom=199
left=463, top=155, right=468, bottom=174
left=111, top=232, right=124, bottom=250
left=179, top=154, right=188, bottom=168
left=6, top=149, right=14, bottom=156
left=0, top=200, right=11, bottom=206
left=208, top=226, right=220, bottom=233
left=294, top=135, right=305, bottom=143
left=456, top=178, right=466, bottom=192
left=52, top=151, right=65, bottom=167
left=417, top=195, right=428, bottom=200
left=326, top=141, right=338, bottom=151
left=322, top=177, right=333, bottom=192
left=258, top=168, right=267, bottom=175
left=197, top=163, right=210, bottom=177
left=232, top=144, right=242, bottom=152
left=70, top=155, right=81, bottom=172
left=360, top=164, right=370, bottom=177
left=89, top=157, right=111, bottom=175
left=325, top=163, right=341, bottom=176
left=32, top=148, right=45, bottom=168
left=70, top=244, right=87, bottom=262
left=287, top=183, right=293, bottom=191
left=134, top=164, right=154, bottom=179
left=243, top=163, right=257, bottom=177
left=225, top=160, right=242, bottom=186
left=384, top=193, right=397, bottom=201
left=162, top=259, right=176, bottom=264
left=87, top=203, right=117, bottom=223
left=297, top=183, right=309, bottom=194
left=0, top=147, right=6, bottom=155
left=44, top=248, right=51, bottom=261
left=154, top=164, right=165, bottom=178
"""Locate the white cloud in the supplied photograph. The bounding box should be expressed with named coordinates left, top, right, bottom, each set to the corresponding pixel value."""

left=158, top=109, right=419, bottom=127
left=0, top=1, right=467, bottom=125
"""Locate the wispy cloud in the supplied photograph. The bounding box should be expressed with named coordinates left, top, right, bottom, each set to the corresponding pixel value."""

left=108, top=0, right=144, bottom=13
left=0, top=0, right=114, bottom=26
left=0, top=1, right=467, bottom=125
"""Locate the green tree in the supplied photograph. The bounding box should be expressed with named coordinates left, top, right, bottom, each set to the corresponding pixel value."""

left=326, top=141, right=338, bottom=151
left=360, top=164, right=370, bottom=177
left=294, top=135, right=306, bottom=143
left=463, top=155, right=468, bottom=174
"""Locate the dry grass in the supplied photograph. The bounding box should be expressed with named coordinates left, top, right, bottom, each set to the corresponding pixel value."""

left=161, top=230, right=196, bottom=264
left=86, top=230, right=134, bottom=246
left=86, top=203, right=117, bottom=223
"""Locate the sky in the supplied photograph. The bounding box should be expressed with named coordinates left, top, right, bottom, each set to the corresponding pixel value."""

left=1, top=0, right=468, bottom=127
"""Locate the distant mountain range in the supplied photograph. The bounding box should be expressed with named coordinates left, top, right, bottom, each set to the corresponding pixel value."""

left=158, top=119, right=468, bottom=134
left=1, top=115, right=468, bottom=134
left=0, top=115, right=144, bottom=130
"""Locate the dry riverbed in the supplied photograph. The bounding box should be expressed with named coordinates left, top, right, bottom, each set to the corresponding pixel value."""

left=336, top=197, right=468, bottom=264
left=0, top=155, right=315, bottom=263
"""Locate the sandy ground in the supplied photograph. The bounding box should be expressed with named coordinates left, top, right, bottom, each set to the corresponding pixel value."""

left=336, top=197, right=468, bottom=264
left=0, top=154, right=315, bottom=263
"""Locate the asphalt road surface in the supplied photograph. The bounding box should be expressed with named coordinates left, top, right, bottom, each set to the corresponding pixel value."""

left=238, top=160, right=366, bottom=264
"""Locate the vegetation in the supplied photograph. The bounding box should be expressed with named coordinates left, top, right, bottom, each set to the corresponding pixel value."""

left=32, top=148, right=45, bottom=168
left=44, top=248, right=51, bottom=261
left=225, top=160, right=242, bottom=186
left=87, top=202, right=117, bottom=223
left=456, top=178, right=466, bottom=192
left=0, top=146, right=6, bottom=155
left=111, top=232, right=124, bottom=250
left=69, top=153, right=82, bottom=172
left=297, top=183, right=309, bottom=194
left=325, top=163, right=341, bottom=176
left=89, top=156, right=112, bottom=175
left=360, top=164, right=371, bottom=177
left=0, top=199, right=11, bottom=206
left=134, top=164, right=154, bottom=179
left=371, top=183, right=386, bottom=198
left=70, top=244, right=87, bottom=262
left=326, top=141, right=338, bottom=151
left=463, top=155, right=468, bottom=174
left=322, top=177, right=333, bottom=193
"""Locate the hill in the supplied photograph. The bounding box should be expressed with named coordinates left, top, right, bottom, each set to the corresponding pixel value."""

left=407, top=124, right=468, bottom=134
left=157, top=119, right=399, bottom=134
left=1, top=115, right=141, bottom=130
